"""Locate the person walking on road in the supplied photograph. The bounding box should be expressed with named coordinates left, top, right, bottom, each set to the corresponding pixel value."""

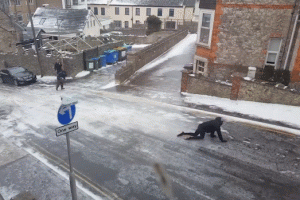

left=56, top=70, right=66, bottom=90
left=54, top=60, right=62, bottom=74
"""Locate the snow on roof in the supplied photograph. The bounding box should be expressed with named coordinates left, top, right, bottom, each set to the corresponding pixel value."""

left=87, top=0, right=108, bottom=5
left=27, top=7, right=89, bottom=35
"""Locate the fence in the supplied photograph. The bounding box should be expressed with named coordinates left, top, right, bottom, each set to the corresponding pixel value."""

left=115, top=29, right=188, bottom=84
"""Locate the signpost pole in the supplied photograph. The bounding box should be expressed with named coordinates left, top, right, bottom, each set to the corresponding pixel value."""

left=66, top=132, right=77, bottom=200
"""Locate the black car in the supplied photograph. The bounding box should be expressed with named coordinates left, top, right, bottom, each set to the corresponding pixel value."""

left=0, top=66, right=37, bottom=86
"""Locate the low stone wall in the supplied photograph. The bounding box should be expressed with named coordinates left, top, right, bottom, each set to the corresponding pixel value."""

left=183, top=71, right=300, bottom=106
left=115, top=30, right=188, bottom=84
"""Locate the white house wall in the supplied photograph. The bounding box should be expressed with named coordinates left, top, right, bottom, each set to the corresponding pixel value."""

left=89, top=4, right=195, bottom=29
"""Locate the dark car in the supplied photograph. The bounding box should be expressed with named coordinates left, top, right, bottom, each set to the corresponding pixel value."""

left=183, top=63, right=193, bottom=71
left=0, top=66, right=37, bottom=86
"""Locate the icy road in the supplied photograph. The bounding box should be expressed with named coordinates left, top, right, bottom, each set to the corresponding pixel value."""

left=0, top=34, right=300, bottom=200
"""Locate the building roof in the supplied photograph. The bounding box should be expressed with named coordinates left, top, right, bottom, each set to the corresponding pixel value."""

left=27, top=7, right=89, bottom=35
left=86, top=0, right=194, bottom=7
left=183, top=0, right=196, bottom=7
left=22, top=28, right=45, bottom=41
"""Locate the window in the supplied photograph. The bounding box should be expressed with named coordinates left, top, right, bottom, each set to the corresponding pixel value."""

left=198, top=10, right=215, bottom=47
left=125, top=21, right=129, bottom=28
left=101, top=7, right=105, bottom=15
left=88, top=7, right=90, bottom=10
left=125, top=8, right=129, bottom=15
left=194, top=56, right=208, bottom=74
left=169, top=9, right=174, bottom=17
left=81, top=0, right=85, bottom=2
left=136, top=8, right=140, bottom=16
left=136, top=20, right=140, bottom=24
left=94, top=7, right=98, bottom=15
left=146, top=8, right=151, bottom=16
left=39, top=18, right=46, bottom=25
left=158, top=8, right=162, bottom=16
left=93, top=20, right=95, bottom=26
left=266, top=38, right=282, bottom=67
left=73, top=0, right=78, bottom=5
left=115, top=20, right=121, bottom=28
left=166, top=21, right=175, bottom=29
left=15, top=0, right=20, bottom=5
left=115, top=7, right=119, bottom=15
left=28, top=0, right=33, bottom=4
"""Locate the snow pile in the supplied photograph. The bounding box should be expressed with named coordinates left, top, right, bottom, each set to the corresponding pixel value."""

left=183, top=93, right=300, bottom=128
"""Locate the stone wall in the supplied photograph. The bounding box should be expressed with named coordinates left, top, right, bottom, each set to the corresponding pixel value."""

left=216, top=7, right=292, bottom=68
left=222, top=0, right=295, bottom=4
left=0, top=40, right=124, bottom=77
left=115, top=30, right=188, bottom=84
left=183, top=71, right=300, bottom=106
left=207, top=63, right=248, bottom=81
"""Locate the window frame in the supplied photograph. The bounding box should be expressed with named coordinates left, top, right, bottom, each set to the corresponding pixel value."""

left=39, top=18, right=46, bottom=25
left=146, top=8, right=151, bottom=16
left=115, top=20, right=122, bottom=28
left=157, top=8, right=162, bottom=16
left=136, top=8, right=140, bottom=16
left=94, top=7, right=98, bottom=15
left=73, top=0, right=78, bottom=5
left=115, top=7, right=119, bottom=15
left=125, top=7, right=129, bottom=15
left=15, top=0, right=20, bottom=6
left=197, top=9, right=215, bottom=48
left=193, top=55, right=208, bottom=75
left=101, top=7, right=105, bottom=15
left=265, top=38, right=282, bottom=68
left=169, top=8, right=174, bottom=17
left=124, top=21, right=129, bottom=28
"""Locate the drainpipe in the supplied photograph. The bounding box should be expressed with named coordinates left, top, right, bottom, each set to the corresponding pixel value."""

left=283, top=8, right=299, bottom=70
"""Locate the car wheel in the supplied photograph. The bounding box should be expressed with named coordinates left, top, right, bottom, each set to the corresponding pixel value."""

left=14, top=79, right=19, bottom=86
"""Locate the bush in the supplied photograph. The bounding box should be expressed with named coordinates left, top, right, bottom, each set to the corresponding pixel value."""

left=282, top=69, right=290, bottom=86
left=261, top=65, right=274, bottom=81
left=146, top=15, right=162, bottom=35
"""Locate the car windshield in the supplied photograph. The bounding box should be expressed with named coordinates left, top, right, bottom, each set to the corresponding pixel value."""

left=9, top=67, right=26, bottom=75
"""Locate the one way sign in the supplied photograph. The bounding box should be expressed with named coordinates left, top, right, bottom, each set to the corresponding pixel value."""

left=55, top=121, right=78, bottom=137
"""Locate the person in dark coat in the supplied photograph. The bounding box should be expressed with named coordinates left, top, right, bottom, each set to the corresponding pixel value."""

left=178, top=117, right=227, bottom=142
left=54, top=60, right=62, bottom=74
left=56, top=70, right=66, bottom=90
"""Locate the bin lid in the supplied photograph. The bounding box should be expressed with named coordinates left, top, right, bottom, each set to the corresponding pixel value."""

left=91, top=57, right=99, bottom=60
left=114, top=47, right=127, bottom=51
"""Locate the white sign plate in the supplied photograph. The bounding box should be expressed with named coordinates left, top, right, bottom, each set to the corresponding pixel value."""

left=55, top=121, right=78, bottom=137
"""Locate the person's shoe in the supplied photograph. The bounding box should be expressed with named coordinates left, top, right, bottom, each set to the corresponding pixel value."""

left=177, top=132, right=184, bottom=137
left=61, top=87, right=65, bottom=90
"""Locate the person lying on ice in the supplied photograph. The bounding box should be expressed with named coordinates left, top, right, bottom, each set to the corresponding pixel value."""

left=177, top=117, right=227, bottom=142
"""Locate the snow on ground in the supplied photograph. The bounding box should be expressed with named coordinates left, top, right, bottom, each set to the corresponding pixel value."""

left=131, top=44, right=151, bottom=48
left=136, top=34, right=197, bottom=73
left=183, top=92, right=300, bottom=128
left=75, top=71, right=90, bottom=78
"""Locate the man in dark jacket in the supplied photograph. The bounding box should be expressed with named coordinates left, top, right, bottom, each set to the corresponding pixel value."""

left=56, top=70, right=66, bottom=90
left=178, top=117, right=227, bottom=142
left=54, top=60, right=62, bottom=74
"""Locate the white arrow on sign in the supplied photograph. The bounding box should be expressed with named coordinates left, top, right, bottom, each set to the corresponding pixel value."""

left=59, top=105, right=73, bottom=119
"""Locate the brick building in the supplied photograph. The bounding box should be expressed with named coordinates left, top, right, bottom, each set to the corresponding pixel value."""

left=194, top=0, right=300, bottom=83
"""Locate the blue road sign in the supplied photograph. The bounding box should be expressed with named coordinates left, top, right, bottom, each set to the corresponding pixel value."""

left=58, top=104, right=76, bottom=125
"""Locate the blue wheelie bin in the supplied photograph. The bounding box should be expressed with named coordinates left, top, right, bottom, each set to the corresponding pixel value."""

left=100, top=55, right=106, bottom=67
left=104, top=50, right=118, bottom=64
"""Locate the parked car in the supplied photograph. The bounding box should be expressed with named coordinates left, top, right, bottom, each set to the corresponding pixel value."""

left=0, top=66, right=37, bottom=86
left=183, top=63, right=193, bottom=71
